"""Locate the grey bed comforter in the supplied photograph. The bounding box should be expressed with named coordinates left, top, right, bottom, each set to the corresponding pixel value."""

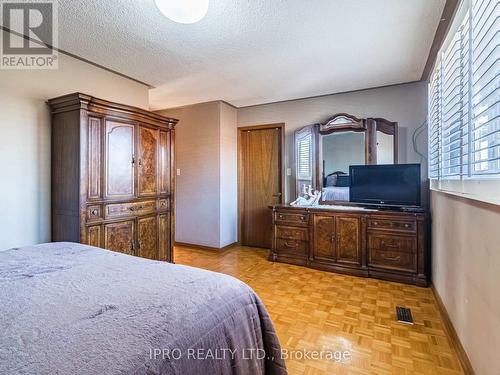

left=0, top=243, right=287, bottom=375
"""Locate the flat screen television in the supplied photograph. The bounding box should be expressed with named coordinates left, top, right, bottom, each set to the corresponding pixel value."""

left=349, top=164, right=421, bottom=207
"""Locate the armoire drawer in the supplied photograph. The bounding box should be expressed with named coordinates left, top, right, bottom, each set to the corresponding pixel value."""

left=367, top=233, right=416, bottom=253
left=276, top=226, right=308, bottom=241
left=275, top=211, right=309, bottom=226
left=105, top=200, right=156, bottom=218
left=369, top=249, right=416, bottom=272
left=276, top=238, right=308, bottom=257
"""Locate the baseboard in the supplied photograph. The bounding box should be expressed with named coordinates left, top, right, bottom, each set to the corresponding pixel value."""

left=431, top=285, right=476, bottom=375
left=174, top=241, right=237, bottom=251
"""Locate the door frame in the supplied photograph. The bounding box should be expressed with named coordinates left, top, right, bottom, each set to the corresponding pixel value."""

left=237, top=123, right=286, bottom=246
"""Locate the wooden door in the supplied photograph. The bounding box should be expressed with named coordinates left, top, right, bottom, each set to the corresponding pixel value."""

left=137, top=126, right=158, bottom=197
left=240, top=125, right=284, bottom=248
left=137, top=215, right=158, bottom=260
left=312, top=215, right=336, bottom=262
left=104, top=120, right=135, bottom=199
left=335, top=216, right=362, bottom=265
left=104, top=220, right=135, bottom=255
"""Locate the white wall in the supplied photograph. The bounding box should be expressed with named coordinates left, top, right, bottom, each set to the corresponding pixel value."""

left=0, top=30, right=149, bottom=250
left=157, top=101, right=238, bottom=248
left=237, top=82, right=428, bottom=204
left=431, top=191, right=500, bottom=375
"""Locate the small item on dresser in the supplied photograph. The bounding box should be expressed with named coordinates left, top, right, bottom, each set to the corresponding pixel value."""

left=291, top=185, right=322, bottom=206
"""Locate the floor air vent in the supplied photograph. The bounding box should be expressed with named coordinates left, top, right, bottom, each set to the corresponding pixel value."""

left=396, top=306, right=414, bottom=324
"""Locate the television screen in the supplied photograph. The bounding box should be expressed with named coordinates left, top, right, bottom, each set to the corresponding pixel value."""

left=349, top=164, right=421, bottom=206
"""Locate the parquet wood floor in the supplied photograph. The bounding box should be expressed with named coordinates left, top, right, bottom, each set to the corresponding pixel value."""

left=174, top=245, right=464, bottom=375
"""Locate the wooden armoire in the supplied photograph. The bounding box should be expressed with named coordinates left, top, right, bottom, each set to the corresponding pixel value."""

left=49, top=93, right=178, bottom=261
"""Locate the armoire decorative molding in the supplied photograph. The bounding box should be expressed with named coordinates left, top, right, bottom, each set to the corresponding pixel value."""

left=49, top=93, right=178, bottom=261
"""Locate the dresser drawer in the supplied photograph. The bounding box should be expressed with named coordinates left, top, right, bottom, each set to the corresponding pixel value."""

left=275, top=211, right=309, bottom=226
left=276, top=226, right=308, bottom=241
left=276, top=238, right=308, bottom=257
left=368, top=233, right=416, bottom=253
left=369, top=249, right=416, bottom=272
left=105, top=200, right=156, bottom=218
left=368, top=218, right=416, bottom=232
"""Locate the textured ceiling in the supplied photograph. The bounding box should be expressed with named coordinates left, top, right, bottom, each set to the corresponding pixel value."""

left=56, top=0, right=445, bottom=109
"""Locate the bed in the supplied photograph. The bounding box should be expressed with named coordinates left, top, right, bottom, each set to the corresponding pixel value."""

left=322, top=186, right=350, bottom=201
left=0, top=243, right=287, bottom=375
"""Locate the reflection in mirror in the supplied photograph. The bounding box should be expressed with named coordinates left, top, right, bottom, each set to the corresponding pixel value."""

left=322, top=131, right=365, bottom=202
left=376, top=131, right=394, bottom=164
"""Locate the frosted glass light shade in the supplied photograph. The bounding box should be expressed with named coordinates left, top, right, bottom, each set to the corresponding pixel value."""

left=154, top=0, right=209, bottom=24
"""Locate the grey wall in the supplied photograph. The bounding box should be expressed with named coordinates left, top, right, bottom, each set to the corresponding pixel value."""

left=431, top=191, right=500, bottom=375
left=0, top=30, right=149, bottom=250
left=157, top=101, right=237, bottom=248
left=237, top=82, right=428, bottom=204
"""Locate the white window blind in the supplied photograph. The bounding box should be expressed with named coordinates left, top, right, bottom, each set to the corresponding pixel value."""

left=428, top=0, right=499, bottom=181
left=471, top=0, right=500, bottom=175
left=296, top=134, right=312, bottom=180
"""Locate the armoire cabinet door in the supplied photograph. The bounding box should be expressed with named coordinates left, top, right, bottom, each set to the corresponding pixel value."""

left=87, top=117, right=102, bottom=200
left=137, top=126, right=158, bottom=197
left=104, top=120, right=135, bottom=199
left=158, top=130, right=171, bottom=195
left=158, top=214, right=171, bottom=261
left=137, top=215, right=158, bottom=260
left=312, top=215, right=336, bottom=262
left=335, top=216, right=362, bottom=266
left=86, top=225, right=102, bottom=248
left=104, top=220, right=135, bottom=255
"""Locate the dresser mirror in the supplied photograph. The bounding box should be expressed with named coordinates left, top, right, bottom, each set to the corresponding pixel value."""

left=294, top=113, right=398, bottom=204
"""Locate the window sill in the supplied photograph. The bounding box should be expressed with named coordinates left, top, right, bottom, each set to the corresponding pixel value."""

left=430, top=179, right=500, bottom=206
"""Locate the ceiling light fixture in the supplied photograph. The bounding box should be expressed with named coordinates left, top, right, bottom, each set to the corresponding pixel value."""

left=154, top=0, right=209, bottom=24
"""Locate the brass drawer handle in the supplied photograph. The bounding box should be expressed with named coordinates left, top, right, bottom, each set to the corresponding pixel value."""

left=278, top=214, right=284, bottom=219
left=128, top=206, right=135, bottom=211
left=299, top=216, right=306, bottom=221
left=283, top=240, right=298, bottom=248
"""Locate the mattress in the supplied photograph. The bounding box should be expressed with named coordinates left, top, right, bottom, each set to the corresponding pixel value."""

left=0, top=242, right=287, bottom=375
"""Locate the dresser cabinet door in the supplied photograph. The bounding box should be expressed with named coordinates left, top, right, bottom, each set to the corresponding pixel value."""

left=137, top=126, right=158, bottom=197
left=104, top=220, right=135, bottom=255
left=137, top=215, right=158, bottom=260
left=312, top=215, right=336, bottom=262
left=104, top=120, right=135, bottom=199
left=335, top=216, right=362, bottom=266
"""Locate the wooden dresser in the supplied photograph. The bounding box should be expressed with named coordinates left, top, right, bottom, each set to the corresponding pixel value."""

left=270, top=205, right=428, bottom=286
left=49, top=93, right=178, bottom=261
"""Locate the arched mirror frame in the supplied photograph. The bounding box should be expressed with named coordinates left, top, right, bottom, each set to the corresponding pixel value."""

left=294, top=113, right=398, bottom=203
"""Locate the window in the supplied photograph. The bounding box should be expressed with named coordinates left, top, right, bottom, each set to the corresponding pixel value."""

left=296, top=133, right=312, bottom=180
left=428, top=0, right=499, bottom=204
